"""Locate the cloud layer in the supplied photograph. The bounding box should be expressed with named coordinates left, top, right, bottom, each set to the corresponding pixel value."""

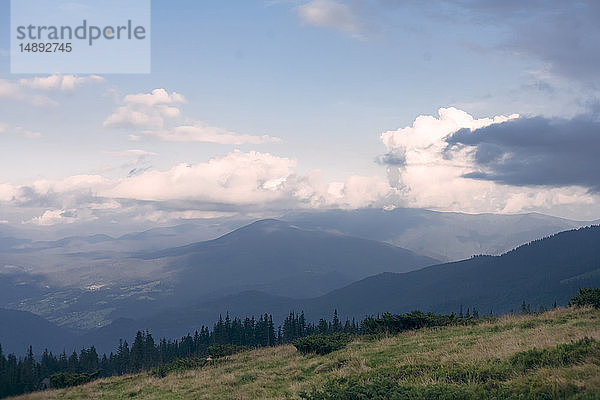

left=0, top=150, right=394, bottom=226
left=379, top=107, right=596, bottom=213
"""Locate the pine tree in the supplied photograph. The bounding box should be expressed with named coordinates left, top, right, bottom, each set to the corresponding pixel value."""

left=332, top=310, right=342, bottom=333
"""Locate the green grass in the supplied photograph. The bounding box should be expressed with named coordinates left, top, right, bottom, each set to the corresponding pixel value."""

left=12, top=307, right=600, bottom=400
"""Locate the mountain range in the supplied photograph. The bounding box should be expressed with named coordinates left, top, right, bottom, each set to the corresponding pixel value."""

left=1, top=214, right=599, bottom=355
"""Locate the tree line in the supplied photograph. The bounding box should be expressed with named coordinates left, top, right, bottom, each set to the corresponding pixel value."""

left=0, top=309, right=360, bottom=398
left=3, top=293, right=563, bottom=399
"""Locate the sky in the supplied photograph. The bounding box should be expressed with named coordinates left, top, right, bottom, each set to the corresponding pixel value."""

left=1, top=0, right=600, bottom=232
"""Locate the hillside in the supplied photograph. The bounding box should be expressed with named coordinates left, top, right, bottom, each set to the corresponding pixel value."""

left=0, top=309, right=76, bottom=355
left=11, top=306, right=600, bottom=399
left=87, top=225, right=600, bottom=349
left=301, top=225, right=600, bottom=317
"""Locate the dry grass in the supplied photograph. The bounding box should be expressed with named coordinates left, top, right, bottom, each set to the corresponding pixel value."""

left=11, top=307, right=600, bottom=400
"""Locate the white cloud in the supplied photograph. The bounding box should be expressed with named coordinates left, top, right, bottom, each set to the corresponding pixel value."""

left=1, top=151, right=395, bottom=226
left=0, top=79, right=56, bottom=106
left=297, top=0, right=362, bottom=37
left=0, top=183, right=18, bottom=202
left=31, top=175, right=112, bottom=196
left=0, top=123, right=42, bottom=139
left=144, top=124, right=281, bottom=144
left=103, top=104, right=175, bottom=130
left=104, top=88, right=280, bottom=144
left=27, top=209, right=79, bottom=226
left=105, top=150, right=296, bottom=204
left=122, top=88, right=185, bottom=107
left=135, top=210, right=238, bottom=224
left=103, top=150, right=392, bottom=208
left=380, top=107, right=594, bottom=213
left=19, top=74, right=104, bottom=91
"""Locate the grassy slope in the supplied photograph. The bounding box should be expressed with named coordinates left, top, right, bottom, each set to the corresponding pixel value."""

left=13, top=307, right=600, bottom=400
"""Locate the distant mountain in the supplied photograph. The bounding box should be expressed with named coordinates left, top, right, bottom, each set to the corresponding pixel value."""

left=284, top=209, right=587, bottom=261
left=0, top=309, right=76, bottom=355
left=301, top=225, right=600, bottom=318
left=86, top=225, right=600, bottom=352
left=147, top=219, right=439, bottom=300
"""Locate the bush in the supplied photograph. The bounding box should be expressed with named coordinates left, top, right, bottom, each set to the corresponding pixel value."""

left=361, top=311, right=468, bottom=335
left=151, top=344, right=248, bottom=377
left=207, top=344, right=248, bottom=358
left=151, top=357, right=208, bottom=378
left=49, top=371, right=100, bottom=389
left=570, top=288, right=600, bottom=309
left=293, top=333, right=352, bottom=355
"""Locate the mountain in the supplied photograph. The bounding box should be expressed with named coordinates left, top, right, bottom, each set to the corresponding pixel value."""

left=0, top=309, right=77, bottom=355
left=283, top=209, right=586, bottom=261
left=302, top=225, right=600, bottom=318
left=85, top=225, right=600, bottom=352
left=146, top=219, right=439, bottom=301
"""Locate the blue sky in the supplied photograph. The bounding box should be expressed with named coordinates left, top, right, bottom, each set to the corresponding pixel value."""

left=1, top=0, right=599, bottom=230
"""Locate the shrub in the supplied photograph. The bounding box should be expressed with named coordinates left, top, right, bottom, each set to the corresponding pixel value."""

left=570, top=288, right=600, bottom=309
left=207, top=344, right=248, bottom=358
left=151, top=344, right=248, bottom=377
left=151, top=357, right=207, bottom=378
left=293, top=333, right=352, bottom=355
left=49, top=371, right=100, bottom=389
left=361, top=311, right=468, bottom=335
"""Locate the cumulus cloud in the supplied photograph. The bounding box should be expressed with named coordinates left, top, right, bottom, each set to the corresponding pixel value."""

left=379, top=107, right=595, bottom=213
left=103, top=88, right=185, bottom=130
left=104, top=89, right=279, bottom=144
left=0, top=151, right=395, bottom=227
left=105, top=150, right=297, bottom=204
left=0, top=183, right=19, bottom=202
left=19, top=74, right=104, bottom=91
left=0, top=79, right=56, bottom=106
left=27, top=209, right=80, bottom=226
left=297, top=0, right=363, bottom=37
left=446, top=115, right=600, bottom=192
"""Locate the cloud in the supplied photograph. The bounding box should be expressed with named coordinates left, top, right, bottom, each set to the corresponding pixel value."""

left=104, top=89, right=279, bottom=144
left=134, top=210, right=238, bottom=224
left=122, top=88, right=185, bottom=107
left=105, top=149, right=157, bottom=158
left=446, top=115, right=600, bottom=192
left=103, top=89, right=184, bottom=130
left=0, top=151, right=395, bottom=228
left=379, top=107, right=596, bottom=213
left=297, top=0, right=363, bottom=37
left=19, top=74, right=104, bottom=91
left=443, top=0, right=600, bottom=84
left=27, top=209, right=80, bottom=226
left=0, top=123, right=42, bottom=139
left=144, top=124, right=281, bottom=144
left=0, top=183, right=19, bottom=202
left=105, top=150, right=297, bottom=204
left=0, top=79, right=56, bottom=106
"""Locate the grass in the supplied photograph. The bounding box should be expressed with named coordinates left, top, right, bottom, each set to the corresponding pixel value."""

left=11, top=307, right=600, bottom=400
